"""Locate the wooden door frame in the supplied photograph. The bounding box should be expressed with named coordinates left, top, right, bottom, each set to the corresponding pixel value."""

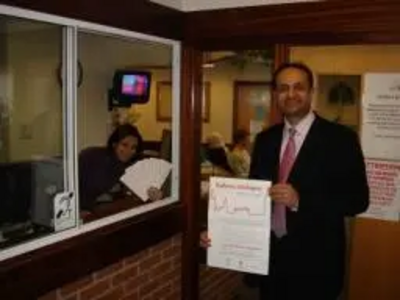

left=185, top=1, right=400, bottom=299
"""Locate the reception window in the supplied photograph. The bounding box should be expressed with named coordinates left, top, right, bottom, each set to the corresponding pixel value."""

left=0, top=6, right=180, bottom=260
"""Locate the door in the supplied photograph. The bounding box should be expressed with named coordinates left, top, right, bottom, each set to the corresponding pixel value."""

left=233, top=81, right=271, bottom=142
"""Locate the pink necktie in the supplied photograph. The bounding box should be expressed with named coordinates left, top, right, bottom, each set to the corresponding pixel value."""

left=272, top=128, right=296, bottom=238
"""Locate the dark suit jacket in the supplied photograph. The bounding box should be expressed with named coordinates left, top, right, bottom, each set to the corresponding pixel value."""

left=250, top=115, right=369, bottom=293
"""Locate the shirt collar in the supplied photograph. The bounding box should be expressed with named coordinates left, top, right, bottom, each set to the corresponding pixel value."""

left=284, top=111, right=315, bottom=136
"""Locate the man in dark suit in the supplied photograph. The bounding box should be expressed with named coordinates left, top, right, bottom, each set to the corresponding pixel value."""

left=250, top=62, right=369, bottom=299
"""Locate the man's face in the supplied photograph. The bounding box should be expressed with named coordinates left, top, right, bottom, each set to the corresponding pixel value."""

left=274, top=67, right=313, bottom=120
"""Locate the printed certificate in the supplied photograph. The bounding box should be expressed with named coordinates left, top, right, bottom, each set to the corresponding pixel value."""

left=207, top=177, right=271, bottom=275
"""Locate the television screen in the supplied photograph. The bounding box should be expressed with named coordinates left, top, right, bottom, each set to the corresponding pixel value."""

left=121, top=74, right=149, bottom=96
left=110, top=70, right=152, bottom=107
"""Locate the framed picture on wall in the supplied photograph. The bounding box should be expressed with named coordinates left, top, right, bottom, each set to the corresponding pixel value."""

left=316, top=74, right=361, bottom=132
left=156, top=81, right=210, bottom=122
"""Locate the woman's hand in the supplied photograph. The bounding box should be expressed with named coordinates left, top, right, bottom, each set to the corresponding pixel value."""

left=200, top=231, right=211, bottom=248
left=147, top=187, right=163, bottom=201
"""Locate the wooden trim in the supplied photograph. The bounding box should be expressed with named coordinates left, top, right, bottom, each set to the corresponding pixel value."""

left=0, top=203, right=182, bottom=299
left=180, top=44, right=203, bottom=300
left=0, top=0, right=183, bottom=40
left=186, top=0, right=400, bottom=49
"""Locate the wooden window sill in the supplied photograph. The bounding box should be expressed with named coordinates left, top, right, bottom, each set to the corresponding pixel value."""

left=0, top=201, right=182, bottom=299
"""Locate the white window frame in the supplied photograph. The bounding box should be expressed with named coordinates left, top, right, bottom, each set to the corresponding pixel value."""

left=0, top=4, right=181, bottom=261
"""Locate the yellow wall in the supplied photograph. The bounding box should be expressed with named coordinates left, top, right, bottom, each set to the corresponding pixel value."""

left=291, top=45, right=400, bottom=128
left=7, top=28, right=62, bottom=161
left=77, top=32, right=173, bottom=149
left=5, top=28, right=271, bottom=160
left=203, top=62, right=271, bottom=143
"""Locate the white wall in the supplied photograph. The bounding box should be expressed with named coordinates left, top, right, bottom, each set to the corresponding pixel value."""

left=151, top=0, right=319, bottom=11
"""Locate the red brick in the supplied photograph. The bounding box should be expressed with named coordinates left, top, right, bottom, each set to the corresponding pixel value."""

left=138, top=254, right=161, bottom=272
left=121, top=290, right=139, bottom=300
left=124, top=249, right=150, bottom=267
left=165, top=291, right=180, bottom=300
left=95, top=261, right=123, bottom=280
left=60, top=275, right=93, bottom=297
left=162, top=245, right=181, bottom=259
left=37, top=290, right=58, bottom=300
left=124, top=273, right=148, bottom=294
left=148, top=261, right=172, bottom=279
left=153, top=238, right=173, bottom=252
left=152, top=283, right=172, bottom=299
left=96, top=286, right=124, bottom=300
left=80, top=279, right=111, bottom=300
left=112, top=265, right=139, bottom=286
left=139, top=279, right=162, bottom=298
left=64, top=294, right=79, bottom=300
left=159, top=269, right=178, bottom=284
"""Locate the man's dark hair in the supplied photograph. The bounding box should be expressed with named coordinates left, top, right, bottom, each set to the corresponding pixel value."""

left=107, top=123, right=143, bottom=154
left=271, top=62, right=314, bottom=90
left=233, top=129, right=249, bottom=145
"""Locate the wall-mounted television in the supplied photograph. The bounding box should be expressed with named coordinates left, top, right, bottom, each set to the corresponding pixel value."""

left=109, top=70, right=152, bottom=108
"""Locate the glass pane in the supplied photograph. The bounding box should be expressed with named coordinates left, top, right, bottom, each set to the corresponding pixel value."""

left=77, top=31, right=174, bottom=223
left=201, top=50, right=272, bottom=176
left=199, top=50, right=273, bottom=224
left=0, top=16, right=69, bottom=249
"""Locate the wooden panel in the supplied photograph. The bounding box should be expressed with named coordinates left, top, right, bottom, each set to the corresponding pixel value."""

left=186, top=0, right=400, bottom=49
left=0, top=203, right=182, bottom=299
left=180, top=43, right=203, bottom=300
left=349, top=218, right=400, bottom=300
left=0, top=0, right=183, bottom=39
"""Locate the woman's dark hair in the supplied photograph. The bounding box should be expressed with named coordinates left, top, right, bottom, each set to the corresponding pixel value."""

left=233, top=129, right=250, bottom=145
left=106, top=124, right=143, bottom=155
left=271, top=62, right=314, bottom=90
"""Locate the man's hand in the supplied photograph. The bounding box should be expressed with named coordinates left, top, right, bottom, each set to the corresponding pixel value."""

left=269, top=183, right=299, bottom=209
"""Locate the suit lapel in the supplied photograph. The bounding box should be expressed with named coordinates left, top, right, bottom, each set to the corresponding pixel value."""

left=271, top=125, right=284, bottom=183
left=288, top=116, right=322, bottom=183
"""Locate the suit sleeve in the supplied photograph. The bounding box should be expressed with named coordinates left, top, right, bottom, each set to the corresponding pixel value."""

left=297, top=129, right=369, bottom=218
left=249, top=133, right=263, bottom=180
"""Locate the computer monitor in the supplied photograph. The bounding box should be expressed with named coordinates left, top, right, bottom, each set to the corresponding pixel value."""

left=0, top=158, right=63, bottom=228
left=0, top=161, right=32, bottom=226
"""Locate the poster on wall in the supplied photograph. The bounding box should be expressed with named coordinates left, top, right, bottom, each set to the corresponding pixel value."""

left=360, top=159, right=400, bottom=221
left=361, top=73, right=400, bottom=161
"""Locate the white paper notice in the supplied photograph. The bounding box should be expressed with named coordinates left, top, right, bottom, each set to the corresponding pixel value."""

left=361, top=73, right=400, bottom=160
left=207, top=177, right=271, bottom=275
left=360, top=159, right=400, bottom=221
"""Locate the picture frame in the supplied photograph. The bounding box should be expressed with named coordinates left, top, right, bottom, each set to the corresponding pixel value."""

left=316, top=74, right=361, bottom=132
left=156, top=81, right=210, bottom=122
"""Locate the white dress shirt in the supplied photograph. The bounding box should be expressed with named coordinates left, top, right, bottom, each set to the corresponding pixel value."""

left=280, top=111, right=316, bottom=161
left=279, top=111, right=315, bottom=211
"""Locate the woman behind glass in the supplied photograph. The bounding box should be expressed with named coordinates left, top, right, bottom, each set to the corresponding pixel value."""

left=79, top=124, right=161, bottom=212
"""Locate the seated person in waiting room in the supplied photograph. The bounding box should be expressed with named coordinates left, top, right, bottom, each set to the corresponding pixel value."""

left=228, top=129, right=251, bottom=178
left=79, top=124, right=162, bottom=211
left=204, top=132, right=233, bottom=174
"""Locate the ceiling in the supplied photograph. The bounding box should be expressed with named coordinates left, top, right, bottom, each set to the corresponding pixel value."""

left=149, top=0, right=319, bottom=11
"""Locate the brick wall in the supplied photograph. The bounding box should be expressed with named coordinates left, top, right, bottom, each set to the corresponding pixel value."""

left=38, top=235, right=244, bottom=300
